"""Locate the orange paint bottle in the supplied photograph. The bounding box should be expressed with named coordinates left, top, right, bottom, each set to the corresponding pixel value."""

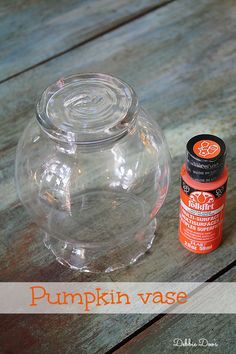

left=179, top=134, right=228, bottom=254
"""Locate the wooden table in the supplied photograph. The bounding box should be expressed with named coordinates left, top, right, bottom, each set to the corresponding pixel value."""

left=0, top=0, right=236, bottom=352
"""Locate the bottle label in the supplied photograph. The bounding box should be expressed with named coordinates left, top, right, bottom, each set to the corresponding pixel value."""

left=179, top=178, right=227, bottom=253
left=193, top=139, right=221, bottom=159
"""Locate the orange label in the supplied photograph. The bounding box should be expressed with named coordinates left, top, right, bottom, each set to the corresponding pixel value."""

left=193, top=140, right=221, bottom=159
left=179, top=179, right=226, bottom=254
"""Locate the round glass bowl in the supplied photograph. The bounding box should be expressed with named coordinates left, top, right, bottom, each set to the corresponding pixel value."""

left=15, top=73, right=170, bottom=272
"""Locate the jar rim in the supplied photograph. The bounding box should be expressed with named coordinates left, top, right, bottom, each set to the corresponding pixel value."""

left=36, top=73, right=138, bottom=145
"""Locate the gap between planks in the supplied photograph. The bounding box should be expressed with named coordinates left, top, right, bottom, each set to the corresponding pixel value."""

left=0, top=0, right=175, bottom=86
left=106, top=259, right=236, bottom=354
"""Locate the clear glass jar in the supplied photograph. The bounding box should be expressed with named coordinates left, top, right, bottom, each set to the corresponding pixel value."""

left=15, top=73, right=170, bottom=272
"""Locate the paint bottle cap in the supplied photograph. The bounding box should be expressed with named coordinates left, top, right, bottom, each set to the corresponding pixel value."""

left=186, top=134, right=226, bottom=182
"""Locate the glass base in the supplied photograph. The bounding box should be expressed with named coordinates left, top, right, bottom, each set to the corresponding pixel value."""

left=43, top=219, right=157, bottom=273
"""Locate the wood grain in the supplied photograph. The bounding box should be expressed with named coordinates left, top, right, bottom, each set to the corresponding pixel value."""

left=0, top=0, right=169, bottom=82
left=0, top=0, right=236, bottom=353
left=114, top=266, right=236, bottom=354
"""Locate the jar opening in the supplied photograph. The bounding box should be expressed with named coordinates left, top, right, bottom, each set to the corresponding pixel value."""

left=36, top=73, right=138, bottom=145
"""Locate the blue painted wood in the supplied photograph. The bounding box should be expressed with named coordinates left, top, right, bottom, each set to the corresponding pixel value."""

left=115, top=267, right=236, bottom=354
left=0, top=0, right=168, bottom=82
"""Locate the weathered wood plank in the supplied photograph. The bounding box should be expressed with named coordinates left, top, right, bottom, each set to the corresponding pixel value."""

left=0, top=0, right=169, bottom=82
left=0, top=0, right=236, bottom=353
left=114, top=266, right=236, bottom=354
